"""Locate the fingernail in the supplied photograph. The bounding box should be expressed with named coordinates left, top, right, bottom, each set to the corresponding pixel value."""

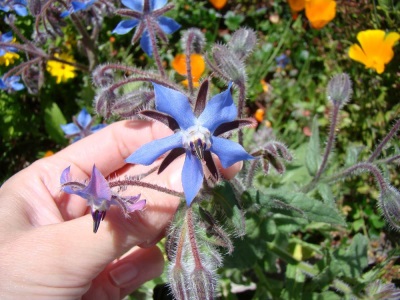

left=109, top=263, right=138, bottom=287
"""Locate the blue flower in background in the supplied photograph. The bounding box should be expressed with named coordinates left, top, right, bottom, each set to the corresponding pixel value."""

left=60, top=0, right=97, bottom=17
left=113, top=0, right=181, bottom=57
left=61, top=165, right=146, bottom=233
left=61, top=108, right=106, bottom=142
left=0, top=32, right=17, bottom=56
left=275, top=54, right=290, bottom=69
left=0, top=75, right=24, bottom=92
left=126, top=81, right=254, bottom=206
left=0, top=0, right=28, bottom=16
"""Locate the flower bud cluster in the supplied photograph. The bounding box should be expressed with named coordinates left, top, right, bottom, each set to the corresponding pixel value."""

left=252, top=140, right=293, bottom=174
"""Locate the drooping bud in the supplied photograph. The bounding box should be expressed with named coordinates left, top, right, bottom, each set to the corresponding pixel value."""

left=364, top=280, right=400, bottom=299
left=181, top=28, right=206, bottom=54
left=169, top=265, right=190, bottom=300
left=211, top=44, right=246, bottom=85
left=327, top=73, right=352, bottom=108
left=94, top=88, right=116, bottom=119
left=379, top=185, right=400, bottom=231
left=92, top=64, right=115, bottom=87
left=111, top=89, right=154, bottom=118
left=28, top=0, right=42, bottom=16
left=227, top=28, right=257, bottom=60
left=252, top=141, right=292, bottom=175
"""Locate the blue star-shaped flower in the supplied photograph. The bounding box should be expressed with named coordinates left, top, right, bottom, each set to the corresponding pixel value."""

left=126, top=80, right=254, bottom=206
left=112, top=0, right=181, bottom=57
left=61, top=165, right=146, bottom=233
left=0, top=75, right=24, bottom=92
left=0, top=31, right=18, bottom=56
left=61, top=108, right=106, bottom=142
left=60, top=0, right=97, bottom=17
left=0, top=0, right=28, bottom=16
left=275, top=54, right=290, bottom=69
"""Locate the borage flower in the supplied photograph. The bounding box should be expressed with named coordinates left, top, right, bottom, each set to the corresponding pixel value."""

left=349, top=29, right=399, bottom=74
left=0, top=75, right=24, bottom=92
left=112, top=0, right=181, bottom=57
left=61, top=165, right=146, bottom=233
left=126, top=80, right=254, bottom=205
left=61, top=108, right=106, bottom=142
left=60, top=0, right=97, bottom=17
left=0, top=0, right=28, bottom=16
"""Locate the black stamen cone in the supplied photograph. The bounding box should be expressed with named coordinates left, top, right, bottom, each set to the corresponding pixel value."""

left=92, top=210, right=107, bottom=233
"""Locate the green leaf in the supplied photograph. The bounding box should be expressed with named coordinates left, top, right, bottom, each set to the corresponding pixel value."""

left=305, top=116, right=322, bottom=176
left=317, top=183, right=335, bottom=207
left=44, top=102, right=67, bottom=144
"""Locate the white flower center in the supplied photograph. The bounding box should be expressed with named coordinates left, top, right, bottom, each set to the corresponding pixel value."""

left=182, top=125, right=212, bottom=160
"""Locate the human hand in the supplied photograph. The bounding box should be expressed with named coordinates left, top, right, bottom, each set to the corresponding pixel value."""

left=0, top=120, right=240, bottom=300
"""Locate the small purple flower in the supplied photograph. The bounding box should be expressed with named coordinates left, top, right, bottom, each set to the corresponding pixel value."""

left=61, top=108, right=106, bottom=142
left=0, top=31, right=17, bottom=56
left=126, top=80, right=254, bottom=206
left=60, top=165, right=146, bottom=233
left=112, top=0, right=181, bottom=57
left=0, top=75, right=24, bottom=92
left=60, top=0, right=97, bottom=17
left=0, top=0, right=28, bottom=16
left=275, top=54, right=290, bottom=69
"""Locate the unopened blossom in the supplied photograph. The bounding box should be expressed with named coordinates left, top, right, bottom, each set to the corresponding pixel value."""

left=305, top=0, right=336, bottom=29
left=113, top=0, right=181, bottom=57
left=46, top=53, right=77, bottom=84
left=61, top=108, right=106, bottom=142
left=349, top=30, right=399, bottom=74
left=126, top=80, right=254, bottom=205
left=60, top=165, right=146, bottom=233
left=171, top=53, right=205, bottom=87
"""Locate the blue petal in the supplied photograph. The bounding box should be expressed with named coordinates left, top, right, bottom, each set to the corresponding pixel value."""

left=121, top=0, right=142, bottom=11
left=112, top=20, right=139, bottom=35
left=72, top=0, right=95, bottom=12
left=157, top=16, right=181, bottom=34
left=77, top=108, right=92, bottom=128
left=182, top=152, right=203, bottom=206
left=140, top=30, right=153, bottom=57
left=60, top=166, right=72, bottom=184
left=81, top=165, right=112, bottom=201
left=150, top=0, right=166, bottom=10
left=61, top=123, right=80, bottom=135
left=210, top=137, right=253, bottom=168
left=0, top=50, right=5, bottom=57
left=2, top=32, right=13, bottom=42
left=126, top=132, right=183, bottom=165
left=198, top=84, right=237, bottom=133
left=13, top=4, right=28, bottom=16
left=10, top=81, right=24, bottom=91
left=152, top=83, right=196, bottom=130
left=60, top=10, right=71, bottom=17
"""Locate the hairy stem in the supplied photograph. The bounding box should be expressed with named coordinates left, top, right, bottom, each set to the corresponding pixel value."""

left=109, top=180, right=183, bottom=197
left=186, top=207, right=203, bottom=269
left=145, top=16, right=166, bottom=77
left=185, top=32, right=195, bottom=95
left=368, top=118, right=400, bottom=162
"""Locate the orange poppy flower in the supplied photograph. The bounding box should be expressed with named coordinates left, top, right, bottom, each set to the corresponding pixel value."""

left=349, top=30, right=399, bottom=74
left=288, top=0, right=305, bottom=12
left=210, top=0, right=227, bottom=10
left=171, top=53, right=205, bottom=87
left=254, top=108, right=265, bottom=122
left=305, top=0, right=336, bottom=29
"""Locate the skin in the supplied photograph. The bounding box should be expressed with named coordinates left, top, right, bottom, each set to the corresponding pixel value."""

left=0, top=120, right=239, bottom=300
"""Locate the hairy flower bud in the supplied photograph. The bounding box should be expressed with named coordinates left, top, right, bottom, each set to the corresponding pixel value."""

left=28, top=0, right=42, bottom=16
left=94, top=88, right=116, bottom=119
left=169, top=265, right=190, bottom=300
left=181, top=28, right=206, bottom=54
left=327, top=73, right=352, bottom=107
left=111, top=89, right=154, bottom=118
left=379, top=185, right=400, bottom=231
left=211, top=44, right=246, bottom=85
left=227, top=28, right=257, bottom=60
left=190, top=268, right=216, bottom=300
left=92, top=65, right=115, bottom=87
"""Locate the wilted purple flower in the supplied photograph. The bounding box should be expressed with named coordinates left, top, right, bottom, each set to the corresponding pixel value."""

left=275, top=54, right=290, bottom=69
left=0, top=31, right=17, bottom=56
left=60, top=0, right=97, bottom=17
left=112, top=0, right=181, bottom=57
left=0, top=0, right=28, bottom=16
left=0, top=75, right=24, bottom=92
left=126, top=80, right=254, bottom=205
left=61, top=108, right=106, bottom=142
left=60, top=165, right=146, bottom=233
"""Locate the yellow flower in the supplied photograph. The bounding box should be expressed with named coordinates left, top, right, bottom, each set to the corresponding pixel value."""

left=46, top=53, right=77, bottom=84
left=349, top=30, right=400, bottom=74
left=171, top=53, right=205, bottom=87
left=305, top=0, right=336, bottom=29
left=210, top=0, right=227, bottom=10
left=0, top=52, right=20, bottom=66
left=288, top=0, right=305, bottom=12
